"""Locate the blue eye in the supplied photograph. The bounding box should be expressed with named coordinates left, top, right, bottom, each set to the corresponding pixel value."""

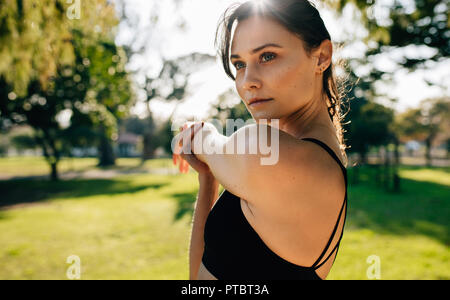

left=234, top=62, right=245, bottom=70
left=261, top=52, right=276, bottom=62
left=233, top=52, right=277, bottom=70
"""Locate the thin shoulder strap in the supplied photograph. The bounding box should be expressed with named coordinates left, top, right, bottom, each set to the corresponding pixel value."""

left=301, top=138, right=347, bottom=180
left=301, top=138, right=348, bottom=270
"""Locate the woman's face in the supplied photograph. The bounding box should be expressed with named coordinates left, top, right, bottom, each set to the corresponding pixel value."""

left=230, top=15, right=325, bottom=122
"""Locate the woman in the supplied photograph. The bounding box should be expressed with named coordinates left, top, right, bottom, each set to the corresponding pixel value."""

left=173, top=0, right=349, bottom=280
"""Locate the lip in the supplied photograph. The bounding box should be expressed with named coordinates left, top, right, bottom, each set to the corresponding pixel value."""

left=248, top=98, right=273, bottom=105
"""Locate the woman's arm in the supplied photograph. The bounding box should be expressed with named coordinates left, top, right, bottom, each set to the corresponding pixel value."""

left=189, top=173, right=219, bottom=280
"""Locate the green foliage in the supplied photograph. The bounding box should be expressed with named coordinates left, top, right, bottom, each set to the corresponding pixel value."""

left=0, top=0, right=118, bottom=96
left=341, top=69, right=391, bottom=157
left=0, top=0, right=134, bottom=178
left=395, top=97, right=450, bottom=142
left=10, top=134, right=37, bottom=150
left=395, top=108, right=429, bottom=140
left=63, top=31, right=135, bottom=145
left=207, top=88, right=252, bottom=135
left=346, top=100, right=395, bottom=161
left=157, top=119, right=177, bottom=157
left=328, top=0, right=449, bottom=69
left=327, top=1, right=449, bottom=160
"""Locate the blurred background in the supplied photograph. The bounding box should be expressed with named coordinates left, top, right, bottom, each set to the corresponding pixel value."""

left=0, top=0, right=448, bottom=279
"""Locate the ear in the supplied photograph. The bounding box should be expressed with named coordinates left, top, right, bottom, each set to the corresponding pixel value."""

left=314, top=39, right=333, bottom=74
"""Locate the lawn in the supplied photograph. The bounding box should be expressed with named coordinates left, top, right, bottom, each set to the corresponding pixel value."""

left=0, top=158, right=448, bottom=279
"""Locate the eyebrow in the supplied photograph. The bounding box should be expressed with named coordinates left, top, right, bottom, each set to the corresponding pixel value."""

left=230, top=43, right=283, bottom=60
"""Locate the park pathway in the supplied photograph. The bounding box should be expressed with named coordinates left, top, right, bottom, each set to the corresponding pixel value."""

left=0, top=167, right=179, bottom=181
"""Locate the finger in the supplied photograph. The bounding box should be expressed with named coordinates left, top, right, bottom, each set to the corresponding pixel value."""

left=179, top=157, right=184, bottom=173
left=178, top=124, right=193, bottom=151
left=177, top=124, right=187, bottom=146
left=193, top=123, right=203, bottom=136
left=175, top=125, right=191, bottom=154
left=179, top=157, right=185, bottom=173
left=177, top=122, right=201, bottom=157
left=182, top=151, right=192, bottom=173
left=182, top=159, right=189, bottom=173
left=174, top=131, right=183, bottom=155
left=181, top=131, right=195, bottom=155
left=173, top=153, right=178, bottom=165
left=190, top=124, right=202, bottom=151
left=190, top=123, right=201, bottom=137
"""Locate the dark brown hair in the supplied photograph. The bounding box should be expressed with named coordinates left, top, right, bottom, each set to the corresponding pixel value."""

left=215, top=0, right=349, bottom=166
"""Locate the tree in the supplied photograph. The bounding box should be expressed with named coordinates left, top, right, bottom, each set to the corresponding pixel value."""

left=115, top=0, right=217, bottom=161
left=327, top=0, right=449, bottom=70
left=207, top=88, right=253, bottom=135
left=0, top=0, right=134, bottom=180
left=74, top=35, right=135, bottom=167
left=325, top=0, right=449, bottom=190
left=396, top=96, right=450, bottom=166
left=326, top=0, right=450, bottom=114
left=0, top=0, right=119, bottom=97
left=139, top=53, right=215, bottom=160
left=339, top=66, right=399, bottom=187
left=348, top=100, right=395, bottom=163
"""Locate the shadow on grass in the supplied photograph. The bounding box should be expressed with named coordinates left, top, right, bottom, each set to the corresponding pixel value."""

left=346, top=166, right=450, bottom=245
left=0, top=178, right=167, bottom=210
left=171, top=187, right=226, bottom=222
left=171, top=191, right=199, bottom=221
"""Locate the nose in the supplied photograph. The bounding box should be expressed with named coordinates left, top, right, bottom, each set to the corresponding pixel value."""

left=241, top=66, right=262, bottom=90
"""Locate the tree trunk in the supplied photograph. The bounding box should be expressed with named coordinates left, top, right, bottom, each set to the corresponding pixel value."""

left=393, top=137, right=400, bottom=166
left=393, top=169, right=400, bottom=192
left=50, top=161, right=59, bottom=181
left=141, top=107, right=158, bottom=161
left=384, top=147, right=391, bottom=191
left=446, top=138, right=450, bottom=159
left=425, top=137, right=432, bottom=167
left=374, top=164, right=381, bottom=187
left=98, top=131, right=116, bottom=167
left=392, top=137, right=401, bottom=192
left=142, top=132, right=156, bottom=161
left=37, top=130, right=60, bottom=181
left=375, top=147, right=383, bottom=188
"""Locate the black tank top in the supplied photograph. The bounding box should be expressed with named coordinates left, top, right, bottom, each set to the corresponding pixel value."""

left=201, top=138, right=348, bottom=280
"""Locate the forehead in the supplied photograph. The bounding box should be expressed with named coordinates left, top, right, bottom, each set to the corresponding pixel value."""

left=230, top=15, right=302, bottom=54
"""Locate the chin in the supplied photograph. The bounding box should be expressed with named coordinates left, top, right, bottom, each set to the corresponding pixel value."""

left=252, top=111, right=282, bottom=122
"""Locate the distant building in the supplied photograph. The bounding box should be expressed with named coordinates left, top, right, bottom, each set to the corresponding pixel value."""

left=116, top=132, right=141, bottom=157
left=405, top=140, right=421, bottom=155
left=71, top=147, right=98, bottom=157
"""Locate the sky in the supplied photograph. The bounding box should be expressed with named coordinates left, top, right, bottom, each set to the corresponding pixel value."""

left=115, top=0, right=450, bottom=123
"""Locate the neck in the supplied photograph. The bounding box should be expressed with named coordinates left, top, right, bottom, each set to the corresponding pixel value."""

left=268, top=93, right=335, bottom=140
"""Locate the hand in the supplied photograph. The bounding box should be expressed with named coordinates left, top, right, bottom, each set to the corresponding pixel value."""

left=173, top=121, right=212, bottom=175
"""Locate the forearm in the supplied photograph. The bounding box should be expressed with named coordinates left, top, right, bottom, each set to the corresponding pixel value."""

left=189, top=174, right=219, bottom=280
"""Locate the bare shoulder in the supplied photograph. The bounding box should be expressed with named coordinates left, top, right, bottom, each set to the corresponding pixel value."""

left=203, top=123, right=345, bottom=217
left=241, top=127, right=346, bottom=222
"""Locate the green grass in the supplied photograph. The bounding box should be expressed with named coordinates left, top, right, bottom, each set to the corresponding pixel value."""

left=328, top=165, right=450, bottom=280
left=0, top=158, right=449, bottom=279
left=0, top=170, right=197, bottom=280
